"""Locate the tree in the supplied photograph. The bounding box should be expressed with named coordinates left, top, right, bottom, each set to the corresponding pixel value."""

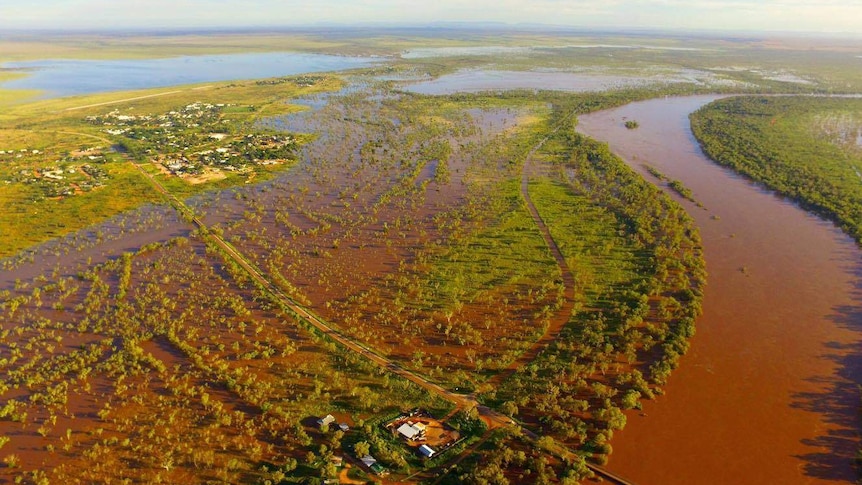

left=329, top=430, right=344, bottom=449
left=320, top=462, right=338, bottom=479
left=501, top=400, right=518, bottom=417
left=282, top=457, right=298, bottom=472
left=354, top=441, right=370, bottom=457
left=620, top=389, right=641, bottom=410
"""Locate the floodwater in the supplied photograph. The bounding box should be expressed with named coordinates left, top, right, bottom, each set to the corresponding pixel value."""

left=577, top=96, right=862, bottom=484
left=400, top=46, right=536, bottom=58
left=400, top=44, right=705, bottom=59
left=403, top=69, right=732, bottom=95
left=0, top=204, right=190, bottom=290
left=1, top=52, right=378, bottom=98
left=405, top=70, right=656, bottom=95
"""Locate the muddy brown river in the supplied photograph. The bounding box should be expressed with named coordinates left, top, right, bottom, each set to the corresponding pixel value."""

left=578, top=95, right=862, bottom=484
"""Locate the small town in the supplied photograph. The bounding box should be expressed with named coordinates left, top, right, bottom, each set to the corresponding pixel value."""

left=0, top=147, right=108, bottom=200
left=87, top=102, right=298, bottom=182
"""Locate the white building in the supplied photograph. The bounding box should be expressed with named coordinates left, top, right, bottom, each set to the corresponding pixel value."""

left=396, top=421, right=427, bottom=441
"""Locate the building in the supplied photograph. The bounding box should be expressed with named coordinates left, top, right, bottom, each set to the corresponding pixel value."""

left=317, top=414, right=336, bottom=429
left=338, top=423, right=350, bottom=432
left=360, top=455, right=377, bottom=468
left=396, top=421, right=427, bottom=441
left=418, top=444, right=436, bottom=458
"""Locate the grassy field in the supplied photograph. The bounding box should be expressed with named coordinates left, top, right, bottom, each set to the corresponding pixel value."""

left=528, top=177, right=648, bottom=306
left=0, top=71, right=40, bottom=105
left=691, top=96, right=862, bottom=243
left=481, top=119, right=704, bottom=467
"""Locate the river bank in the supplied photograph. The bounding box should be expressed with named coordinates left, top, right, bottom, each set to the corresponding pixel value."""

left=578, top=95, right=862, bottom=484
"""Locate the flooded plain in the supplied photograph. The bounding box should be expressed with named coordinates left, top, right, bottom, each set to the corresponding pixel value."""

left=2, top=56, right=860, bottom=481
left=577, top=96, right=862, bottom=484
left=1, top=52, right=378, bottom=97
left=403, top=68, right=741, bottom=95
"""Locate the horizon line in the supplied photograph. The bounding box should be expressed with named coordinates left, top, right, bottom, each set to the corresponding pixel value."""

left=2, top=23, right=861, bottom=40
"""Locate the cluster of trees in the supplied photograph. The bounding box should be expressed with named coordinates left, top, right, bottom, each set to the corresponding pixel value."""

left=667, top=179, right=703, bottom=208
left=691, top=96, right=862, bottom=244
left=451, top=430, right=590, bottom=485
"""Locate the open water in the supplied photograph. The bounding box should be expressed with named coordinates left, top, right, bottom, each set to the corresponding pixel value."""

left=1, top=51, right=378, bottom=98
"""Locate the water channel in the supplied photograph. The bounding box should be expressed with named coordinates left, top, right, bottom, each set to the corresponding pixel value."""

left=577, top=95, right=862, bottom=484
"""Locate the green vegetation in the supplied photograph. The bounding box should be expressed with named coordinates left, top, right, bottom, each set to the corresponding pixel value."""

left=624, top=119, right=639, bottom=129
left=641, top=165, right=703, bottom=207
left=644, top=163, right=666, bottom=180
left=667, top=179, right=704, bottom=208
left=449, top=429, right=590, bottom=485
left=484, top=110, right=705, bottom=462
left=691, top=96, right=862, bottom=243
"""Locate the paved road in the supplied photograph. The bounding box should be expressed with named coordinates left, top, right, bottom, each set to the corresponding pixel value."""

left=63, top=85, right=212, bottom=112
left=63, top=90, right=184, bottom=112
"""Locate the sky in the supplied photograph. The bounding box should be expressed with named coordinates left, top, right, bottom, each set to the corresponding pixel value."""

left=2, top=0, right=861, bottom=35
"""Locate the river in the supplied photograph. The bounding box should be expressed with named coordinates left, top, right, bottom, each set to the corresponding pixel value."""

left=577, top=95, right=862, bottom=484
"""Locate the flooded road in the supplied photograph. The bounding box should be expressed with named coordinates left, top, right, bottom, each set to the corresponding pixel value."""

left=578, top=95, right=862, bottom=484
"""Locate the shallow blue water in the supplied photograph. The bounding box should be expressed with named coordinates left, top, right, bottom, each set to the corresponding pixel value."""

left=1, top=51, right=379, bottom=98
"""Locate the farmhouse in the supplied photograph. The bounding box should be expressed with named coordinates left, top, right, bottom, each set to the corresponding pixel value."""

left=384, top=409, right=459, bottom=454
left=396, top=421, right=427, bottom=441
